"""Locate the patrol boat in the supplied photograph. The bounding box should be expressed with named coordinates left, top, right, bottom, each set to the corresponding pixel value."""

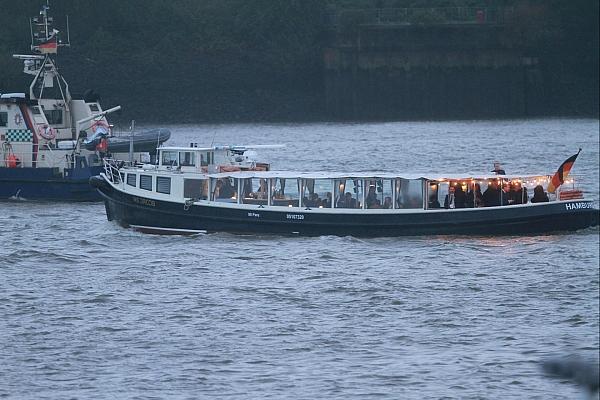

left=90, top=145, right=599, bottom=236
left=0, top=3, right=170, bottom=201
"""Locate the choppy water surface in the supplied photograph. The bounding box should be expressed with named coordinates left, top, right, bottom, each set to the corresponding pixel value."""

left=1, top=119, right=598, bottom=399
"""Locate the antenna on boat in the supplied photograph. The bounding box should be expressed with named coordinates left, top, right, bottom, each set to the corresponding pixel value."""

left=129, top=120, right=135, bottom=164
left=210, top=130, right=218, bottom=147
left=66, top=15, right=71, bottom=46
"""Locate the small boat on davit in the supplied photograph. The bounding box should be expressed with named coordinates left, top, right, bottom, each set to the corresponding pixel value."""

left=90, top=146, right=599, bottom=236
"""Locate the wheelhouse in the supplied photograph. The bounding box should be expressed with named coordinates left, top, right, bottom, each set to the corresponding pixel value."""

left=155, top=145, right=273, bottom=174
left=158, top=147, right=215, bottom=172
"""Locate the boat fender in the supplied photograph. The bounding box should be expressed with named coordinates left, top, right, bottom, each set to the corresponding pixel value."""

left=6, top=154, right=20, bottom=168
left=37, top=124, right=56, bottom=140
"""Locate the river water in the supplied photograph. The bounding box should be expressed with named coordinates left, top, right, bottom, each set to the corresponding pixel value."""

left=1, top=119, right=598, bottom=399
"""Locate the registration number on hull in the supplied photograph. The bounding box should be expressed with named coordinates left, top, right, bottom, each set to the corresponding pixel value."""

left=132, top=196, right=156, bottom=207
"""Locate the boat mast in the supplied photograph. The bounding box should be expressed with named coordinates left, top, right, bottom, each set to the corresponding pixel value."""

left=14, top=1, right=71, bottom=103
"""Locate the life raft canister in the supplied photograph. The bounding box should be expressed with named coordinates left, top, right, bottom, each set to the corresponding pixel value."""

left=6, top=154, right=19, bottom=168
left=37, top=124, right=56, bottom=140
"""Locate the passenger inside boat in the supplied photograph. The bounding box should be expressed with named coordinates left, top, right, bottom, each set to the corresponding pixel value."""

left=257, top=179, right=267, bottom=199
left=212, top=178, right=237, bottom=201
left=322, top=192, right=332, bottom=208
left=426, top=177, right=553, bottom=209
left=366, top=184, right=377, bottom=207
left=383, top=196, right=392, bottom=209
left=509, top=181, right=527, bottom=204
left=335, top=179, right=362, bottom=209
left=482, top=180, right=501, bottom=207
left=338, top=192, right=357, bottom=208
left=444, top=184, right=466, bottom=209
left=304, top=192, right=321, bottom=207
left=531, top=185, right=550, bottom=203
left=428, top=183, right=440, bottom=208
left=466, top=183, right=483, bottom=207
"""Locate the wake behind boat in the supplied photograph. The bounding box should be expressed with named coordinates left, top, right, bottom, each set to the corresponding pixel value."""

left=90, top=145, right=599, bottom=236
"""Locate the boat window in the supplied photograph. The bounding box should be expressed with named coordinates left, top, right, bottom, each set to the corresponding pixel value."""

left=140, top=174, right=152, bottom=191
left=241, top=178, right=268, bottom=205
left=199, top=151, right=212, bottom=167
left=212, top=177, right=238, bottom=202
left=0, top=112, right=7, bottom=127
left=32, top=106, right=41, bottom=115
left=179, top=151, right=195, bottom=167
left=301, top=178, right=333, bottom=208
left=396, top=179, right=424, bottom=209
left=126, top=173, right=136, bottom=187
left=335, top=179, right=363, bottom=209
left=89, top=103, right=100, bottom=112
left=477, top=177, right=532, bottom=207
left=156, top=176, right=171, bottom=194
left=43, top=109, right=63, bottom=125
left=365, top=179, right=393, bottom=209
left=427, top=182, right=442, bottom=209
left=271, top=178, right=300, bottom=207
left=161, top=151, right=178, bottom=167
left=184, top=179, right=208, bottom=200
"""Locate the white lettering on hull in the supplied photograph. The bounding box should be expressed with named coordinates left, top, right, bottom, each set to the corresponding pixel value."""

left=565, top=202, right=592, bottom=211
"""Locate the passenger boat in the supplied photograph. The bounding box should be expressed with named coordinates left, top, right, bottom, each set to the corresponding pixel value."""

left=90, top=145, right=599, bottom=236
left=0, top=3, right=170, bottom=201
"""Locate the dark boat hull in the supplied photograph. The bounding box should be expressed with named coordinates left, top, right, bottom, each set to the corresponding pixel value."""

left=1, top=166, right=104, bottom=201
left=91, top=177, right=599, bottom=236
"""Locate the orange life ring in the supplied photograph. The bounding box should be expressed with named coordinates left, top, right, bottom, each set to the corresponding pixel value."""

left=37, top=124, right=56, bottom=140
left=6, top=154, right=19, bottom=168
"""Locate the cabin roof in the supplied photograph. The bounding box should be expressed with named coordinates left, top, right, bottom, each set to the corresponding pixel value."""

left=158, top=144, right=285, bottom=152
left=0, top=95, right=37, bottom=105
left=159, top=146, right=216, bottom=152
left=204, top=170, right=550, bottom=181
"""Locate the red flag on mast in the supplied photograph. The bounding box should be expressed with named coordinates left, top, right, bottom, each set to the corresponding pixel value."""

left=547, top=149, right=581, bottom=193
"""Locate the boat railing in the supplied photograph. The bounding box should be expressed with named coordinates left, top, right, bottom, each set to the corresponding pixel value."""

left=1, top=148, right=68, bottom=169
left=102, top=158, right=123, bottom=184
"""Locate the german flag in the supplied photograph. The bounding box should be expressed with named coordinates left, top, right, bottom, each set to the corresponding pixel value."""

left=37, top=37, right=58, bottom=54
left=547, top=149, right=581, bottom=193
